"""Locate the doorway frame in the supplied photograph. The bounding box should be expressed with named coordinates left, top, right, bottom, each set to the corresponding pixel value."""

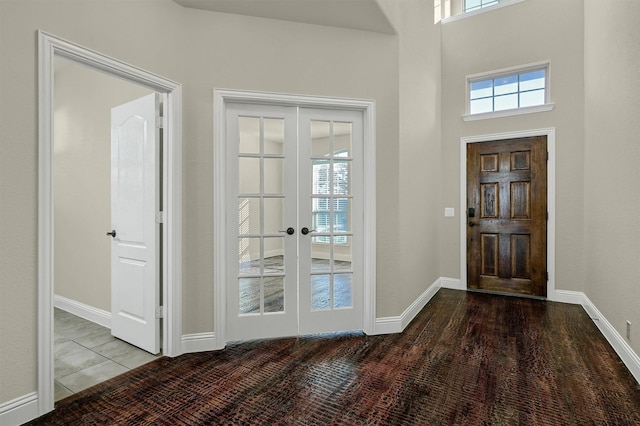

left=213, top=89, right=376, bottom=349
left=37, top=31, right=183, bottom=414
left=460, top=128, right=556, bottom=299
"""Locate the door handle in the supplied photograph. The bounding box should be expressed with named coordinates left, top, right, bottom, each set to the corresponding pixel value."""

left=106, top=230, right=117, bottom=238
left=301, top=227, right=316, bottom=235
left=279, top=227, right=295, bottom=235
left=468, top=222, right=475, bottom=228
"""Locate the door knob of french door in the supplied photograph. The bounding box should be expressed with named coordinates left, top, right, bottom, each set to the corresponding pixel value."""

left=301, top=227, right=316, bottom=235
left=106, top=230, right=117, bottom=238
left=279, top=227, right=295, bottom=235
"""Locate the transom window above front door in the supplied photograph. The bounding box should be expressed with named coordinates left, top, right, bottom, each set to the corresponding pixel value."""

left=464, top=62, right=554, bottom=121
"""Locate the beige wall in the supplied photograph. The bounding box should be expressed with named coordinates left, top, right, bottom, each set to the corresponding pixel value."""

left=439, top=0, right=586, bottom=292
left=394, top=0, right=443, bottom=316
left=584, top=0, right=640, bottom=354
left=179, top=8, right=401, bottom=326
left=54, top=57, right=152, bottom=312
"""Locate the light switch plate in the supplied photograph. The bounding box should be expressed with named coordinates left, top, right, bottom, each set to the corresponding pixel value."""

left=444, top=208, right=455, bottom=217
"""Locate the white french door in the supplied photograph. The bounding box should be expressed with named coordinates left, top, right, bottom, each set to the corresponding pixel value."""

left=225, top=103, right=363, bottom=341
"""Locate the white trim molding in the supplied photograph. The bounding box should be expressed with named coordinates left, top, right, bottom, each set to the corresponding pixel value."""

left=0, top=392, right=39, bottom=426
left=552, top=290, right=640, bottom=385
left=463, top=103, right=554, bottom=122
left=213, top=89, right=376, bottom=349
left=581, top=294, right=640, bottom=384
left=442, top=0, right=527, bottom=24
left=181, top=333, right=218, bottom=353
left=54, top=295, right=111, bottom=328
left=38, top=31, right=183, bottom=417
left=373, top=278, right=460, bottom=335
left=460, top=128, right=556, bottom=300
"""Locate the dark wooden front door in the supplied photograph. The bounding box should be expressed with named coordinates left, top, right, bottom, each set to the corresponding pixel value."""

left=467, top=136, right=547, bottom=297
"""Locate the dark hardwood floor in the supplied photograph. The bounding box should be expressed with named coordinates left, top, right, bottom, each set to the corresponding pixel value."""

left=29, top=289, right=640, bottom=425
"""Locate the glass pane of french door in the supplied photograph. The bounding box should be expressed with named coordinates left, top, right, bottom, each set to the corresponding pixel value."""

left=226, top=103, right=298, bottom=341
left=309, top=120, right=353, bottom=310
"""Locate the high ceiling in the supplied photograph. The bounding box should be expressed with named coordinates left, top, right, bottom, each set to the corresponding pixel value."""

left=172, top=0, right=397, bottom=34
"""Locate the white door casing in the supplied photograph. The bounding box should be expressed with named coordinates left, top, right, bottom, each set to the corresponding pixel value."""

left=38, top=31, right=182, bottom=415
left=110, top=93, right=161, bottom=354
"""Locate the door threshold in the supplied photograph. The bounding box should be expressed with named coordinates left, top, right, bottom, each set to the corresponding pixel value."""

left=467, top=288, right=546, bottom=301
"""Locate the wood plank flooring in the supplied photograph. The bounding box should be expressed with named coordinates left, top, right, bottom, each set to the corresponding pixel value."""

left=29, top=289, right=640, bottom=425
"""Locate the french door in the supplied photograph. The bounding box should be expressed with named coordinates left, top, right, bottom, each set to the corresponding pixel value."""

left=226, top=103, right=363, bottom=341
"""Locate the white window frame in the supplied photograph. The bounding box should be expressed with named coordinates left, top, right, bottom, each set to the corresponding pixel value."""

left=463, top=61, right=554, bottom=122
left=464, top=0, right=499, bottom=13
left=442, top=0, right=526, bottom=24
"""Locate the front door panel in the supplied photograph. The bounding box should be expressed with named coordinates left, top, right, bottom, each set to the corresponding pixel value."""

left=467, top=136, right=547, bottom=297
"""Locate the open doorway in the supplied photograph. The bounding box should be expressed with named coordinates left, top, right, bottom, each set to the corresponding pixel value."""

left=38, top=31, right=182, bottom=414
left=53, top=57, right=160, bottom=401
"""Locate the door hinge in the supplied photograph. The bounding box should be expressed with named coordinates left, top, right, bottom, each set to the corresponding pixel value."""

left=156, top=211, right=165, bottom=224
left=156, top=115, right=164, bottom=129
left=546, top=152, right=549, bottom=161
left=545, top=272, right=549, bottom=281
left=155, top=306, right=164, bottom=319
left=546, top=211, right=549, bottom=221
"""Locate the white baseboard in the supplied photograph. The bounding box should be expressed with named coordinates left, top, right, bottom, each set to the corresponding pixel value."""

left=54, top=295, right=111, bottom=328
left=550, top=289, right=584, bottom=305
left=374, top=278, right=452, bottom=335
left=0, top=392, right=39, bottom=426
left=536, top=289, right=640, bottom=385
left=439, top=277, right=463, bottom=290
left=181, top=332, right=217, bottom=353
left=580, top=294, right=640, bottom=384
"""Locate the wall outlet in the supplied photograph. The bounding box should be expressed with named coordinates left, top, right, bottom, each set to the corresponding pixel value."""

left=444, top=208, right=455, bottom=217
left=627, top=321, right=632, bottom=340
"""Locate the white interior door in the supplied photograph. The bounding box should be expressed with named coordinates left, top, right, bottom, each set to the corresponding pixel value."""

left=110, top=93, right=161, bottom=354
left=226, top=103, right=364, bottom=341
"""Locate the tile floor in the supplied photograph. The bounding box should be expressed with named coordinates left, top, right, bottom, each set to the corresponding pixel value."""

left=54, top=308, right=161, bottom=401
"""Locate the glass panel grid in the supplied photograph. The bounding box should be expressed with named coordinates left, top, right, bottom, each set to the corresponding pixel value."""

left=464, top=0, right=499, bottom=12
left=309, top=119, right=354, bottom=312
left=237, top=114, right=288, bottom=318
left=468, top=67, right=547, bottom=114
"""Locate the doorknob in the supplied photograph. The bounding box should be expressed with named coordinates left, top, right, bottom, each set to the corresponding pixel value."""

left=279, top=227, right=295, bottom=235
left=468, top=222, right=475, bottom=228
left=301, top=227, right=316, bottom=235
left=106, top=230, right=117, bottom=238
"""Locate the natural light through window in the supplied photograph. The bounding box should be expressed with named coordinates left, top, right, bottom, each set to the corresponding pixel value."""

left=312, top=150, right=349, bottom=244
left=465, top=0, right=499, bottom=12
left=468, top=65, right=548, bottom=115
